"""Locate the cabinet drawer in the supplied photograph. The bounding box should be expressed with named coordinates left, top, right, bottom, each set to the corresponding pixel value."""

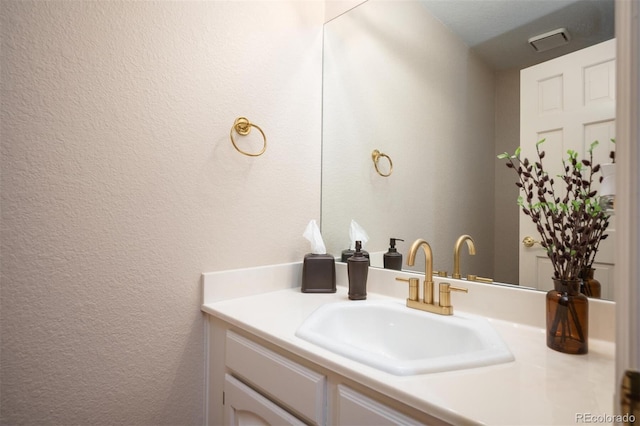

left=337, top=385, right=424, bottom=426
left=225, top=330, right=326, bottom=425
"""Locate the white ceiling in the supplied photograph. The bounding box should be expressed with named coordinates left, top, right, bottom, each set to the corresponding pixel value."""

left=419, top=0, right=615, bottom=70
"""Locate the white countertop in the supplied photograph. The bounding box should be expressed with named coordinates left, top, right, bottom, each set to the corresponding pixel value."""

left=202, top=264, right=615, bottom=426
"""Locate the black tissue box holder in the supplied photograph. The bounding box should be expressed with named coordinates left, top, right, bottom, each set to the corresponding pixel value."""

left=301, top=253, right=336, bottom=293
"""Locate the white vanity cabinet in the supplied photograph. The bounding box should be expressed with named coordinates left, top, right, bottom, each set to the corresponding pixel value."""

left=207, top=316, right=446, bottom=426
left=203, top=268, right=617, bottom=426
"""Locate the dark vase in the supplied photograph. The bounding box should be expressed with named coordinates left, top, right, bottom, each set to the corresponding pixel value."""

left=546, top=278, right=589, bottom=354
left=580, top=268, right=602, bottom=299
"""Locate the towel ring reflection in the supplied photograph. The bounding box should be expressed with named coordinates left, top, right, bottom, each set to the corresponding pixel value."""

left=372, top=149, right=393, bottom=177
left=230, top=117, right=267, bottom=157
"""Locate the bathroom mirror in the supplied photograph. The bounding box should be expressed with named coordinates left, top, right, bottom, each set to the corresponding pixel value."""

left=321, top=0, right=615, bottom=298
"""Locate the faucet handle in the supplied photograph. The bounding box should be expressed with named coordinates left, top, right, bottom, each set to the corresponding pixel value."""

left=438, top=282, right=468, bottom=308
left=395, top=277, right=419, bottom=301
left=466, top=274, right=493, bottom=283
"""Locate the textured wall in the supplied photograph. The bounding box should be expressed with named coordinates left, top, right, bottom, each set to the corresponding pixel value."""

left=0, top=1, right=323, bottom=424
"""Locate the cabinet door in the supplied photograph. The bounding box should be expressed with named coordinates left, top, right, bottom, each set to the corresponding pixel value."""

left=224, top=374, right=306, bottom=426
left=336, top=385, right=423, bottom=426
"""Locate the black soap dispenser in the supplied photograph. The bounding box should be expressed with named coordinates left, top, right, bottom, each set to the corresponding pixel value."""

left=383, top=238, right=404, bottom=270
left=347, top=241, right=369, bottom=300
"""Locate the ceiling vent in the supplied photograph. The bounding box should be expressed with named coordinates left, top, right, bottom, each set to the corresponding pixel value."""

left=528, top=28, right=570, bottom=52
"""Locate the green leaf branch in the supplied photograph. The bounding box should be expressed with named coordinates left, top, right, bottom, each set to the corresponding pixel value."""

left=498, top=139, right=610, bottom=281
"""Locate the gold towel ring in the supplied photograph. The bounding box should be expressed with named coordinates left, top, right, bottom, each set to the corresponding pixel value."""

left=230, top=117, right=267, bottom=157
left=372, top=149, right=393, bottom=177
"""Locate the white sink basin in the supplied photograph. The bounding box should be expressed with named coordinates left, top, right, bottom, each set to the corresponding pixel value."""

left=295, top=300, right=514, bottom=376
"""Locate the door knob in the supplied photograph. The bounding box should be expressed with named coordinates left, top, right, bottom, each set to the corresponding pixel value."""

left=522, top=236, right=542, bottom=248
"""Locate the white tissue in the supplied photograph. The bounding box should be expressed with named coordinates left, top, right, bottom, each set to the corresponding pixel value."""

left=349, top=220, right=369, bottom=250
left=303, top=220, right=327, bottom=254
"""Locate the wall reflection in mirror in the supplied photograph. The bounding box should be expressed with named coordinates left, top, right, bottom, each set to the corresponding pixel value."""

left=321, top=0, right=614, bottom=299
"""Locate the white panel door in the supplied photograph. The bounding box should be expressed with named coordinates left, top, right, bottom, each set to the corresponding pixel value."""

left=520, top=39, right=616, bottom=298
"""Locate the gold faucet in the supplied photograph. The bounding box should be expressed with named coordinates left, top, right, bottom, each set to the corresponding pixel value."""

left=453, top=234, right=476, bottom=279
left=396, top=239, right=467, bottom=315
left=407, top=239, right=434, bottom=303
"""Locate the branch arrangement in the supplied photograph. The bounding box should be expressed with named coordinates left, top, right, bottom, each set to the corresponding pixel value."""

left=498, top=140, right=610, bottom=281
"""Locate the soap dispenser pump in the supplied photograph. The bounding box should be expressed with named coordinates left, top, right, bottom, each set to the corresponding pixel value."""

left=341, top=246, right=370, bottom=262
left=383, top=238, right=404, bottom=270
left=341, top=220, right=370, bottom=262
left=347, top=240, right=369, bottom=300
